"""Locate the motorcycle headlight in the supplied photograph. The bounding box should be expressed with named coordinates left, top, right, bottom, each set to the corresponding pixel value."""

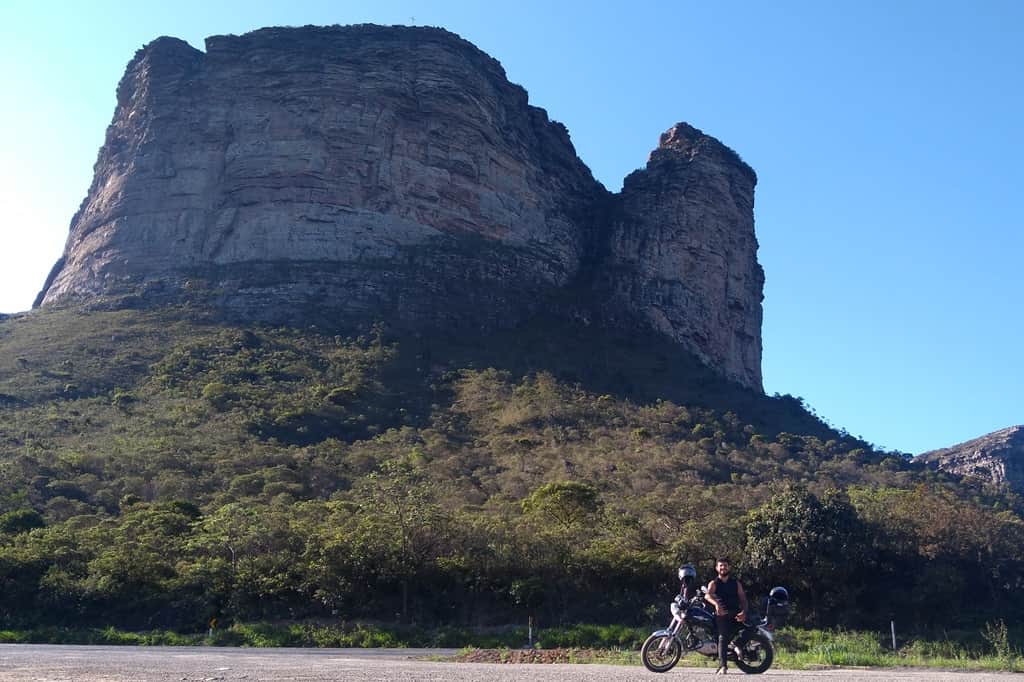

left=670, top=601, right=682, bottom=617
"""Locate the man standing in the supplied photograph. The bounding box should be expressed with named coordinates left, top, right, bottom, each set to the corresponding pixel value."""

left=705, top=557, right=747, bottom=675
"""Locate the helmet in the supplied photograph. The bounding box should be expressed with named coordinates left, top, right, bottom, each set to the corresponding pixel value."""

left=678, top=564, right=697, bottom=584
left=769, top=586, right=789, bottom=605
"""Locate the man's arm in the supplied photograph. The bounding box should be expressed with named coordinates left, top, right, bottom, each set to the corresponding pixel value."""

left=706, top=580, right=725, bottom=615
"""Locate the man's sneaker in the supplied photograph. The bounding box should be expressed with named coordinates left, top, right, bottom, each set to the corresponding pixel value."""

left=715, top=665, right=728, bottom=674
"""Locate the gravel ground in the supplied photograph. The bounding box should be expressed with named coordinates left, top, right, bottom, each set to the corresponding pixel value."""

left=0, top=645, right=1020, bottom=681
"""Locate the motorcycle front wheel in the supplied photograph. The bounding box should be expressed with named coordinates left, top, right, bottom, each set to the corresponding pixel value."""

left=641, top=633, right=682, bottom=673
left=733, top=632, right=774, bottom=674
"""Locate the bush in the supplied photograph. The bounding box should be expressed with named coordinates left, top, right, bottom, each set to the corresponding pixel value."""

left=982, top=620, right=1014, bottom=660
left=111, top=388, right=137, bottom=409
left=202, top=382, right=235, bottom=410
left=0, top=509, right=45, bottom=534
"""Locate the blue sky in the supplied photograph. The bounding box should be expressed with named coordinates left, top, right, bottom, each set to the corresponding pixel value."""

left=1, top=0, right=1021, bottom=454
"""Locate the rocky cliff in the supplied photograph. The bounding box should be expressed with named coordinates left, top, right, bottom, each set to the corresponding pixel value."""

left=601, top=124, right=763, bottom=388
left=919, top=426, right=1024, bottom=492
left=35, top=25, right=764, bottom=390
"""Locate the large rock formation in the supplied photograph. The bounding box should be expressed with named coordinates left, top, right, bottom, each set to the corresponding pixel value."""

left=919, top=426, right=1024, bottom=492
left=601, top=124, right=763, bottom=388
left=35, top=25, right=764, bottom=390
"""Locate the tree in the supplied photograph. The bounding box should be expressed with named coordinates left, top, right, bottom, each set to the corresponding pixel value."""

left=745, top=485, right=871, bottom=624
left=347, top=456, right=450, bottom=622
left=0, top=509, right=45, bottom=535
left=186, top=500, right=310, bottom=622
left=521, top=481, right=601, bottom=531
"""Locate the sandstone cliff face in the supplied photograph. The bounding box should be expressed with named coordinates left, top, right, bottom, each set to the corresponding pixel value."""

left=36, top=25, right=764, bottom=390
left=919, top=426, right=1024, bottom=492
left=37, top=27, right=599, bottom=323
left=601, top=124, right=763, bottom=388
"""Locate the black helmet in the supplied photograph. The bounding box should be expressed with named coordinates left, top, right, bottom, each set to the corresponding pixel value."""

left=769, top=586, right=789, bottom=604
left=678, top=564, right=697, bottom=584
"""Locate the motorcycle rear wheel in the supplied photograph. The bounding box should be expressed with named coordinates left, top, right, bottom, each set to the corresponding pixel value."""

left=641, top=633, right=682, bottom=673
left=733, top=632, right=774, bottom=674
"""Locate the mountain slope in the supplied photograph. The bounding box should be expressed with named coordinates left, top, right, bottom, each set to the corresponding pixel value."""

left=2, top=305, right=1021, bottom=631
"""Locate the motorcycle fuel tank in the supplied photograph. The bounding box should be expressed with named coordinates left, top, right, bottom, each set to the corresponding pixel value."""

left=684, top=606, right=714, bottom=626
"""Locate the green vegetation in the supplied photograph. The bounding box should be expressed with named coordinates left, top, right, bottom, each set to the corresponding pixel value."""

left=0, top=621, right=516, bottom=648
left=1, top=304, right=1022, bottom=641
left=459, top=625, right=1024, bottom=670
left=3, top=622, right=1021, bottom=671
left=773, top=626, right=1024, bottom=671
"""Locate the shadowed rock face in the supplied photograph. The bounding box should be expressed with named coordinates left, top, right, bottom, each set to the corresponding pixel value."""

left=36, top=24, right=764, bottom=390
left=919, top=426, right=1024, bottom=491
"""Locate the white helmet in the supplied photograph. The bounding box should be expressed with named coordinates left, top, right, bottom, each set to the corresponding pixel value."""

left=678, top=564, right=697, bottom=583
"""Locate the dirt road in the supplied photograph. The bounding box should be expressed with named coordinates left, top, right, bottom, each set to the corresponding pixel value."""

left=0, top=644, right=1017, bottom=681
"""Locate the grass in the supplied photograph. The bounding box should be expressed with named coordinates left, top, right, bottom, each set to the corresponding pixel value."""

left=1, top=623, right=1022, bottom=671
left=0, top=622, right=525, bottom=649
left=0, top=626, right=202, bottom=646
left=772, top=627, right=1024, bottom=672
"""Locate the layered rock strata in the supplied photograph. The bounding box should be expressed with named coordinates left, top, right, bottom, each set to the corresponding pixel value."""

left=36, top=25, right=764, bottom=390
left=919, top=426, right=1024, bottom=492
left=601, top=124, right=763, bottom=388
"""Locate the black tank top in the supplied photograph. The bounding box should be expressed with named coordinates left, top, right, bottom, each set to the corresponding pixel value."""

left=714, top=577, right=740, bottom=612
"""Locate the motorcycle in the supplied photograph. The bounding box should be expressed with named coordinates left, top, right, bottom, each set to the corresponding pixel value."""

left=640, top=585, right=788, bottom=674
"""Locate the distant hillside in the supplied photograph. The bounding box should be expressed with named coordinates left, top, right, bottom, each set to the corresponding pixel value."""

left=2, top=304, right=1021, bottom=632
left=919, top=426, right=1024, bottom=492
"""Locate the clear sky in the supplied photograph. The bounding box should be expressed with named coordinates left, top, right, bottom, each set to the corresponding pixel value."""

left=1, top=0, right=1021, bottom=455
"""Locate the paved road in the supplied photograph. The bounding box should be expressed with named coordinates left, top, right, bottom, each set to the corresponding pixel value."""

left=0, top=645, right=1018, bottom=681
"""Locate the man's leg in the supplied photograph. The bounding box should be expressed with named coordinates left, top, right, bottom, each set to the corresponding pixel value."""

left=716, top=615, right=733, bottom=672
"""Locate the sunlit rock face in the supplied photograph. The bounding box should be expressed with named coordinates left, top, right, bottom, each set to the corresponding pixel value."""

left=36, top=25, right=765, bottom=390
left=602, top=123, right=763, bottom=389
left=919, top=426, right=1024, bottom=492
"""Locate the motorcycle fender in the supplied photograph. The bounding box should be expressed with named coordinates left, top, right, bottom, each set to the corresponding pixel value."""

left=756, top=626, right=774, bottom=642
left=650, top=629, right=674, bottom=638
